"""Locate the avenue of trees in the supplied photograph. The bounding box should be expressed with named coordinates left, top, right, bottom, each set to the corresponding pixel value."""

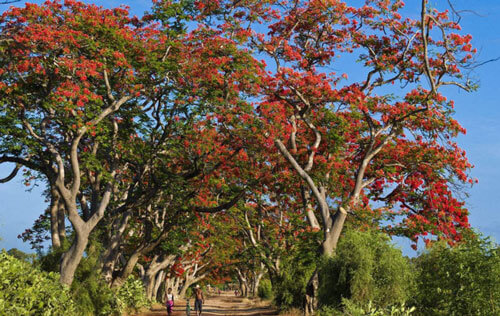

left=0, top=0, right=498, bottom=315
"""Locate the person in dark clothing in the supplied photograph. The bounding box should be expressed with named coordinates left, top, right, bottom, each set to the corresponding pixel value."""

left=193, top=285, right=204, bottom=316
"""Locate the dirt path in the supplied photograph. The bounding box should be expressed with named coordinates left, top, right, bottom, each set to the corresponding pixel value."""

left=134, top=292, right=277, bottom=316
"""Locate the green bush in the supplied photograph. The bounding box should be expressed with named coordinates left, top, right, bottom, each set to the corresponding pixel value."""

left=340, top=299, right=416, bottom=316
left=318, top=299, right=416, bottom=316
left=185, top=286, right=193, bottom=299
left=71, top=273, right=119, bottom=316
left=271, top=227, right=320, bottom=310
left=257, top=279, right=273, bottom=300
left=68, top=244, right=150, bottom=315
left=273, top=249, right=316, bottom=310
left=318, top=229, right=414, bottom=310
left=69, top=245, right=120, bottom=316
left=116, top=275, right=150, bottom=313
left=0, top=251, right=77, bottom=315
left=412, top=236, right=500, bottom=316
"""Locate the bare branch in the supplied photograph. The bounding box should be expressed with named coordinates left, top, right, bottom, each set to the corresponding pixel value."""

left=421, top=0, right=437, bottom=95
left=103, top=68, right=115, bottom=102
left=0, top=164, right=20, bottom=183
left=274, top=138, right=329, bottom=224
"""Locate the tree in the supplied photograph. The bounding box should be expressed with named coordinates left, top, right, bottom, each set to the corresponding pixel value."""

left=0, top=0, right=169, bottom=285
left=193, top=0, right=477, bottom=312
left=0, top=2, right=480, bottom=310
left=1, top=0, right=265, bottom=288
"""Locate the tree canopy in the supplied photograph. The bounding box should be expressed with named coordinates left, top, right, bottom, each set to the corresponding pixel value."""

left=0, top=0, right=491, bottom=315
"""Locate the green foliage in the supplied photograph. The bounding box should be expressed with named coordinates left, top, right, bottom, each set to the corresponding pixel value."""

left=319, top=299, right=416, bottom=316
left=273, top=249, right=316, bottom=310
left=412, top=236, right=500, bottom=316
left=116, top=275, right=150, bottom=313
left=185, top=286, right=193, bottom=299
left=63, top=240, right=150, bottom=315
left=71, top=269, right=119, bottom=316
left=147, top=0, right=196, bottom=35
left=6, top=248, right=36, bottom=263
left=318, top=229, right=414, bottom=310
left=68, top=240, right=119, bottom=316
left=38, top=242, right=70, bottom=273
left=0, top=251, right=76, bottom=316
left=257, top=279, right=273, bottom=300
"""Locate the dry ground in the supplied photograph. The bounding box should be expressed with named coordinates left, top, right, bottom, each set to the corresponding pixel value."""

left=134, top=292, right=278, bottom=316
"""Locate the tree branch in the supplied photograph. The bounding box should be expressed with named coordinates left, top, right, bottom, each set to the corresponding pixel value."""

left=0, top=164, right=20, bottom=183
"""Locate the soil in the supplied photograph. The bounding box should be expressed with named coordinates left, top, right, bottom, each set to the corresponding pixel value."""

left=134, top=292, right=277, bottom=316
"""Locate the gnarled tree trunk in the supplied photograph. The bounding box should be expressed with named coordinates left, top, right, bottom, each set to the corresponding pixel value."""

left=142, top=254, right=177, bottom=300
left=153, top=270, right=166, bottom=301
left=59, top=218, right=90, bottom=285
left=251, top=263, right=266, bottom=297
left=236, top=268, right=249, bottom=297
left=100, top=211, right=132, bottom=283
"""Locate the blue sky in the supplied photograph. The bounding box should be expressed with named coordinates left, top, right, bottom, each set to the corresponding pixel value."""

left=0, top=0, right=499, bottom=254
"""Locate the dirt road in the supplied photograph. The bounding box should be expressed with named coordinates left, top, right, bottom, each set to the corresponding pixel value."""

left=134, top=293, right=277, bottom=316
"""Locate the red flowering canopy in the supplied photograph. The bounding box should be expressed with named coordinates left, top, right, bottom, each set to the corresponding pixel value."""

left=191, top=0, right=477, bottom=249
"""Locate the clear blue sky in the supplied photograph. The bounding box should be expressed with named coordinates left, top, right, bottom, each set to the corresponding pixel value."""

left=0, top=0, right=499, bottom=254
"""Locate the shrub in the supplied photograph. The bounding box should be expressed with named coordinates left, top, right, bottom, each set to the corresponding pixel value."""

left=340, top=299, right=416, bottom=316
left=185, top=286, right=193, bottom=299
left=69, top=242, right=120, bottom=316
left=273, top=251, right=316, bottom=310
left=71, top=273, right=119, bottom=316
left=0, top=251, right=77, bottom=315
left=116, top=275, right=150, bottom=313
left=318, top=299, right=416, bottom=316
left=318, top=229, right=414, bottom=310
left=272, top=228, right=319, bottom=310
left=412, top=236, right=500, bottom=316
left=258, top=279, right=273, bottom=300
left=70, top=256, right=150, bottom=316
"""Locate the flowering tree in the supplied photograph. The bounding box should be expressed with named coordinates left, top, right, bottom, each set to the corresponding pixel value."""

left=0, top=0, right=264, bottom=287
left=0, top=0, right=169, bottom=285
left=0, top=2, right=478, bottom=309
left=192, top=0, right=477, bottom=312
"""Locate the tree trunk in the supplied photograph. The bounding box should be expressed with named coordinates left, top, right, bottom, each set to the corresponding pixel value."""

left=153, top=270, right=165, bottom=301
left=100, top=211, right=132, bottom=283
left=305, top=269, right=319, bottom=316
left=144, top=273, right=156, bottom=300
left=49, top=189, right=62, bottom=249
left=143, top=255, right=176, bottom=300
left=179, top=273, right=208, bottom=298
left=322, top=208, right=347, bottom=256
left=304, top=207, right=347, bottom=315
left=110, top=229, right=170, bottom=288
left=251, top=263, right=265, bottom=297
left=57, top=200, right=66, bottom=243
left=179, top=278, right=191, bottom=298
left=111, top=251, right=141, bottom=288
left=236, top=268, right=249, bottom=297
left=173, top=277, right=181, bottom=297
left=59, top=225, right=89, bottom=286
left=178, top=262, right=209, bottom=298
left=165, top=276, right=182, bottom=300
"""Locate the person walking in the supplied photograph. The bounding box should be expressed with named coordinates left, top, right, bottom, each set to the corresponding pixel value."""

left=165, top=287, right=175, bottom=316
left=193, top=285, right=204, bottom=316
